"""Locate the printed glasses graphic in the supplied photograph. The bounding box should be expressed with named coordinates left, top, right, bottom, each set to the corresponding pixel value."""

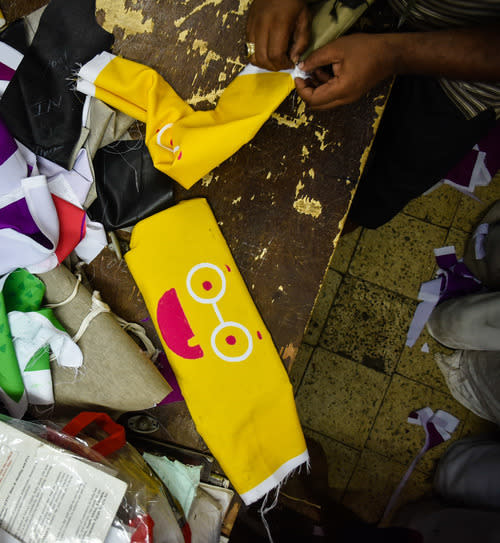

left=186, top=263, right=253, bottom=362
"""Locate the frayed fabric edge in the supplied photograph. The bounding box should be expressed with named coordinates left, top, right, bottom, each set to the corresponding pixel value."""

left=239, top=449, right=310, bottom=506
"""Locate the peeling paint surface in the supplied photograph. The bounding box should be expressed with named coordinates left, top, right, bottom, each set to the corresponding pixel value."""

left=281, top=343, right=298, bottom=362
left=295, top=180, right=305, bottom=198
left=97, top=0, right=154, bottom=37
left=293, top=196, right=322, bottom=218
left=254, top=247, right=268, bottom=261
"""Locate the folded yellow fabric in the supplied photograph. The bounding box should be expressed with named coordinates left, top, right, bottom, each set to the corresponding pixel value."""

left=125, top=198, right=308, bottom=504
left=76, top=54, right=300, bottom=189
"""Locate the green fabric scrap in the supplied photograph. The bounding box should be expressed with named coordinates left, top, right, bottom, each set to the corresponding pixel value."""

left=143, top=452, right=202, bottom=516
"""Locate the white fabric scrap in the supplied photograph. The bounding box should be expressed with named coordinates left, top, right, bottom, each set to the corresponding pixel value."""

left=406, top=278, right=442, bottom=347
left=473, top=223, right=489, bottom=260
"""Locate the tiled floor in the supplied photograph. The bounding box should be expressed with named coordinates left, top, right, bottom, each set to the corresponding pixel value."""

left=290, top=173, right=500, bottom=524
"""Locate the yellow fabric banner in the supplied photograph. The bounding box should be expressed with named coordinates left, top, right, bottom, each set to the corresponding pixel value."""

left=125, top=199, right=308, bottom=504
left=76, top=53, right=297, bottom=189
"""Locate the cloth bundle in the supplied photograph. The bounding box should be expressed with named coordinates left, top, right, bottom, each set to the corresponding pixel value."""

left=76, top=53, right=303, bottom=189
left=0, top=268, right=82, bottom=418
left=0, top=0, right=114, bottom=168
left=125, top=198, right=308, bottom=504
left=0, top=117, right=106, bottom=276
left=38, top=264, right=172, bottom=415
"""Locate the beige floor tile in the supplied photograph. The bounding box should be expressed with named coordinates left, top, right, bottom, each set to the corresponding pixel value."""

left=342, top=449, right=432, bottom=524
left=349, top=214, right=447, bottom=299
left=303, top=269, right=343, bottom=346
left=319, top=275, right=417, bottom=374
left=366, top=374, right=469, bottom=473
left=290, top=343, right=314, bottom=394
left=444, top=227, right=470, bottom=258
left=460, top=411, right=498, bottom=439
left=404, top=184, right=461, bottom=228
left=295, top=348, right=389, bottom=449
left=397, top=328, right=453, bottom=393
left=452, top=172, right=500, bottom=232
left=304, top=428, right=360, bottom=501
left=330, top=228, right=362, bottom=274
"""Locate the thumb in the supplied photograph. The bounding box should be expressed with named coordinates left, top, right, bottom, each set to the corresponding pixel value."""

left=300, top=42, right=341, bottom=72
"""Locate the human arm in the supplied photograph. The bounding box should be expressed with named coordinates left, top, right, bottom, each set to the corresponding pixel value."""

left=295, top=25, right=500, bottom=110
left=246, top=0, right=311, bottom=71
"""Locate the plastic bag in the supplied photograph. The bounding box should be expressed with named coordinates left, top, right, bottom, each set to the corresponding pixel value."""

left=0, top=412, right=189, bottom=543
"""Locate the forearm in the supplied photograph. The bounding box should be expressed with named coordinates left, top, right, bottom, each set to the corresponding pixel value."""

left=382, top=25, right=500, bottom=81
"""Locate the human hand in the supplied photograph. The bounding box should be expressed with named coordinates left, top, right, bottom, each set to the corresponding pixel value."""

left=246, top=0, right=310, bottom=71
left=295, top=33, right=395, bottom=109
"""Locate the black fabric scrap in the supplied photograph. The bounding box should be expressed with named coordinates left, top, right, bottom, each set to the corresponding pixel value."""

left=0, top=0, right=113, bottom=168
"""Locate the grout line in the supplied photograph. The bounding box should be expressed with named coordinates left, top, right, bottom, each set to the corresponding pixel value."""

left=360, top=373, right=394, bottom=451
left=303, top=425, right=362, bottom=453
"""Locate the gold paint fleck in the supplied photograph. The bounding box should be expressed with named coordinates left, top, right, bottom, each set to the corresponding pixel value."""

left=282, top=343, right=298, bottom=362
left=266, top=172, right=272, bottom=180
left=314, top=129, right=329, bottom=151
left=308, top=168, right=315, bottom=179
left=201, top=173, right=214, bottom=187
left=254, top=247, right=268, bottom=261
left=301, top=145, right=309, bottom=157
left=174, top=0, right=224, bottom=28
left=293, top=196, right=322, bottom=218
left=295, top=180, right=305, bottom=198
left=201, top=50, right=222, bottom=74
left=251, top=194, right=255, bottom=200
left=232, top=196, right=242, bottom=205
left=96, top=0, right=154, bottom=38
left=192, top=39, right=208, bottom=55
left=187, top=87, right=224, bottom=106
left=278, top=285, right=284, bottom=292
left=218, top=72, right=227, bottom=82
left=178, top=29, right=189, bottom=42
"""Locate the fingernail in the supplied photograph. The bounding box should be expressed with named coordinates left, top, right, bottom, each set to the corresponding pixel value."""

left=298, top=61, right=304, bottom=69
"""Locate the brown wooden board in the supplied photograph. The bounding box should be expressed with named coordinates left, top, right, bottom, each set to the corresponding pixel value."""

left=1, top=0, right=388, bottom=367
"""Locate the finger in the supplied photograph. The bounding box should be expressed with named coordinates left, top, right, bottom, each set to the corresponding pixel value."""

left=295, top=77, right=345, bottom=108
left=290, top=7, right=311, bottom=63
left=252, top=25, right=275, bottom=71
left=267, top=17, right=295, bottom=70
left=314, top=67, right=332, bottom=84
left=300, top=42, right=342, bottom=72
left=246, top=15, right=272, bottom=69
left=310, top=98, right=349, bottom=110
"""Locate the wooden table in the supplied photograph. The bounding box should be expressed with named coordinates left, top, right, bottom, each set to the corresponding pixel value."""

left=2, top=0, right=390, bottom=474
left=2, top=0, right=389, bottom=368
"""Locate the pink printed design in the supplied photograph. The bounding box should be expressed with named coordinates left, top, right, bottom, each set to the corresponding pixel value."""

left=156, top=123, right=182, bottom=160
left=156, top=263, right=255, bottom=363
left=157, top=288, right=203, bottom=359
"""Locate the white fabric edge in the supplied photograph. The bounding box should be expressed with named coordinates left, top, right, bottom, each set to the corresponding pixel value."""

left=76, top=79, right=97, bottom=97
left=239, top=449, right=309, bottom=506
left=434, top=245, right=455, bottom=257
left=239, top=63, right=308, bottom=80
left=0, top=80, right=9, bottom=96
left=0, top=41, right=23, bottom=70
left=78, top=51, right=115, bottom=83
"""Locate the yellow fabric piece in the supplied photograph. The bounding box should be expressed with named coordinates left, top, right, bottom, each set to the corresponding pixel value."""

left=125, top=199, right=308, bottom=504
left=78, top=54, right=295, bottom=189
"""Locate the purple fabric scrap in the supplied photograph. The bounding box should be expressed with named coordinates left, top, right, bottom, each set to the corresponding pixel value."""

left=443, top=120, right=500, bottom=191
left=0, top=117, right=18, bottom=165
left=155, top=351, right=185, bottom=404
left=435, top=249, right=483, bottom=302
left=0, top=198, right=52, bottom=248
left=0, top=62, right=15, bottom=82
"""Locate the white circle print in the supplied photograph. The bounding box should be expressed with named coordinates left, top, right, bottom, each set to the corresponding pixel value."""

left=211, top=321, right=253, bottom=362
left=186, top=263, right=226, bottom=304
